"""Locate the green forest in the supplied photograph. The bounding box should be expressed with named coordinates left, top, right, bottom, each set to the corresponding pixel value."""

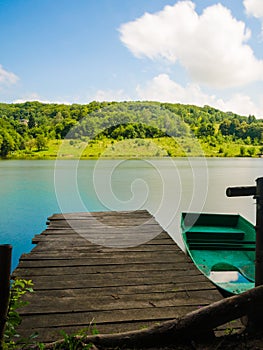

left=0, top=100, right=263, bottom=159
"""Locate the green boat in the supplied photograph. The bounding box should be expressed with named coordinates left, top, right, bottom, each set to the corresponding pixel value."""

left=181, top=212, right=255, bottom=294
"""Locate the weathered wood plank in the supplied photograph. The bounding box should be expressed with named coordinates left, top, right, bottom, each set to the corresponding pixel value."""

left=13, top=261, right=194, bottom=277
left=15, top=282, right=218, bottom=297
left=24, top=274, right=209, bottom=291
left=20, top=289, right=222, bottom=314
left=31, top=242, right=180, bottom=253
left=32, top=235, right=172, bottom=245
left=48, top=218, right=158, bottom=226
left=47, top=210, right=152, bottom=220
left=33, top=232, right=170, bottom=239
left=22, top=267, right=203, bottom=282
left=18, top=306, right=205, bottom=328
left=19, top=250, right=187, bottom=262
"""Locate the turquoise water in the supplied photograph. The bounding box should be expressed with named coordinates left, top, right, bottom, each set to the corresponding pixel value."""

left=1, top=158, right=262, bottom=270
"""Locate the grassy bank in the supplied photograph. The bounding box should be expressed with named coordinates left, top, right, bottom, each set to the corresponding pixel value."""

left=6, top=137, right=263, bottom=160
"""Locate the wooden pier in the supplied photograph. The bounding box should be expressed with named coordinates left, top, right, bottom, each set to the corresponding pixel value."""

left=13, top=210, right=227, bottom=343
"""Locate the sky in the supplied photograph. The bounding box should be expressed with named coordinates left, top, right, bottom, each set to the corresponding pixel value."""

left=0, top=0, right=263, bottom=117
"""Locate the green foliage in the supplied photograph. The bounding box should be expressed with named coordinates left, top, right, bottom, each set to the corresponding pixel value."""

left=247, top=147, right=256, bottom=157
left=239, top=146, right=246, bottom=157
left=53, top=331, right=93, bottom=350
left=98, top=122, right=167, bottom=140
left=52, top=324, right=99, bottom=350
left=35, top=134, right=48, bottom=151
left=3, top=279, right=34, bottom=349
left=0, top=100, right=262, bottom=158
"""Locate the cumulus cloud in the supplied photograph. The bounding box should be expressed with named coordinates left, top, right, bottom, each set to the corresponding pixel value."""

left=0, top=65, right=19, bottom=85
left=136, top=74, right=263, bottom=118
left=244, top=0, right=263, bottom=19
left=136, top=74, right=211, bottom=105
left=119, top=1, right=263, bottom=88
left=93, top=89, right=131, bottom=102
left=244, top=0, right=263, bottom=35
left=218, top=93, right=262, bottom=117
left=13, top=93, right=70, bottom=104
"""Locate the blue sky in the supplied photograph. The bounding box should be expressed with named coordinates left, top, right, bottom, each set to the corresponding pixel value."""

left=0, top=0, right=262, bottom=117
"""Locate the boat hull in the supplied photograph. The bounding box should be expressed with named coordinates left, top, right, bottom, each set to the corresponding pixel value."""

left=181, top=212, right=255, bottom=294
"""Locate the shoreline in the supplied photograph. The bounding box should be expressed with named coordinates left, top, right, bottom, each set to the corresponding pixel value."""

left=2, top=154, right=262, bottom=160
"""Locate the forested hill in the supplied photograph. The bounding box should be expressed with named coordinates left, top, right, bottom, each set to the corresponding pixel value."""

left=0, top=100, right=262, bottom=158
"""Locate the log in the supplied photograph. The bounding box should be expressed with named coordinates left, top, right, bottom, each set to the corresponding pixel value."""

left=42, top=285, right=263, bottom=349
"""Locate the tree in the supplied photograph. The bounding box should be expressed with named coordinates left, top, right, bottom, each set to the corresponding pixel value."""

left=247, top=147, right=256, bottom=157
left=28, top=115, right=36, bottom=129
left=26, top=138, right=35, bottom=151
left=0, top=131, right=15, bottom=157
left=35, top=134, right=47, bottom=151
left=197, top=123, right=215, bottom=137
left=239, top=146, right=246, bottom=157
left=219, top=119, right=231, bottom=136
left=248, top=115, right=256, bottom=124
left=229, top=118, right=240, bottom=135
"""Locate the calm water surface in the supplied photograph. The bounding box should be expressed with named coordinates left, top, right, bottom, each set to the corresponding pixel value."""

left=0, top=158, right=262, bottom=270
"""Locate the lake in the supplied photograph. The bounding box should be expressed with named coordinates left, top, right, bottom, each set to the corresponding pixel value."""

left=1, top=158, right=262, bottom=270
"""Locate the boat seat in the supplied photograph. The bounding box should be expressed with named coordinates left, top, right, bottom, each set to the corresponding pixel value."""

left=185, top=227, right=245, bottom=241
left=185, top=226, right=255, bottom=250
left=188, top=241, right=255, bottom=251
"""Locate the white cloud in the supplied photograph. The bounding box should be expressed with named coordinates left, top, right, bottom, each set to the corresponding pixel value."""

left=136, top=74, right=263, bottom=118
left=244, top=0, right=263, bottom=35
left=244, top=0, right=263, bottom=19
left=136, top=74, right=210, bottom=105
left=119, top=1, right=263, bottom=88
left=218, top=93, right=262, bottom=117
left=93, top=89, right=131, bottom=102
left=0, top=65, right=19, bottom=85
left=13, top=93, right=71, bottom=105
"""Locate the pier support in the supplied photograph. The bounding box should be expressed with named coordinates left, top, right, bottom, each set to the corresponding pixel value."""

left=0, top=244, right=12, bottom=350
left=255, top=177, right=263, bottom=287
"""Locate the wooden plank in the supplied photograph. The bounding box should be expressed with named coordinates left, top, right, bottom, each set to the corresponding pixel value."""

left=21, top=269, right=205, bottom=288
left=48, top=219, right=158, bottom=226
left=31, top=242, right=180, bottom=253
left=19, top=250, right=187, bottom=263
left=13, top=261, right=194, bottom=277
left=45, top=226, right=164, bottom=235
left=32, top=235, right=172, bottom=245
left=23, top=267, right=203, bottom=283
left=17, top=257, right=187, bottom=267
left=32, top=232, right=170, bottom=240
left=25, top=275, right=209, bottom=291
left=15, top=281, right=218, bottom=298
left=47, top=210, right=152, bottom=220
left=20, top=289, right=220, bottom=314
left=18, top=306, right=206, bottom=328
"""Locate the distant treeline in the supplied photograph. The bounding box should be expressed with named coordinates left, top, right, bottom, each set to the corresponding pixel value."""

left=0, top=100, right=262, bottom=157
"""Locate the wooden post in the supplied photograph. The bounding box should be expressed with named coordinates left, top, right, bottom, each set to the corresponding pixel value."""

left=226, top=177, right=263, bottom=286
left=255, top=177, right=263, bottom=287
left=0, top=244, right=12, bottom=350
left=226, top=178, right=263, bottom=331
